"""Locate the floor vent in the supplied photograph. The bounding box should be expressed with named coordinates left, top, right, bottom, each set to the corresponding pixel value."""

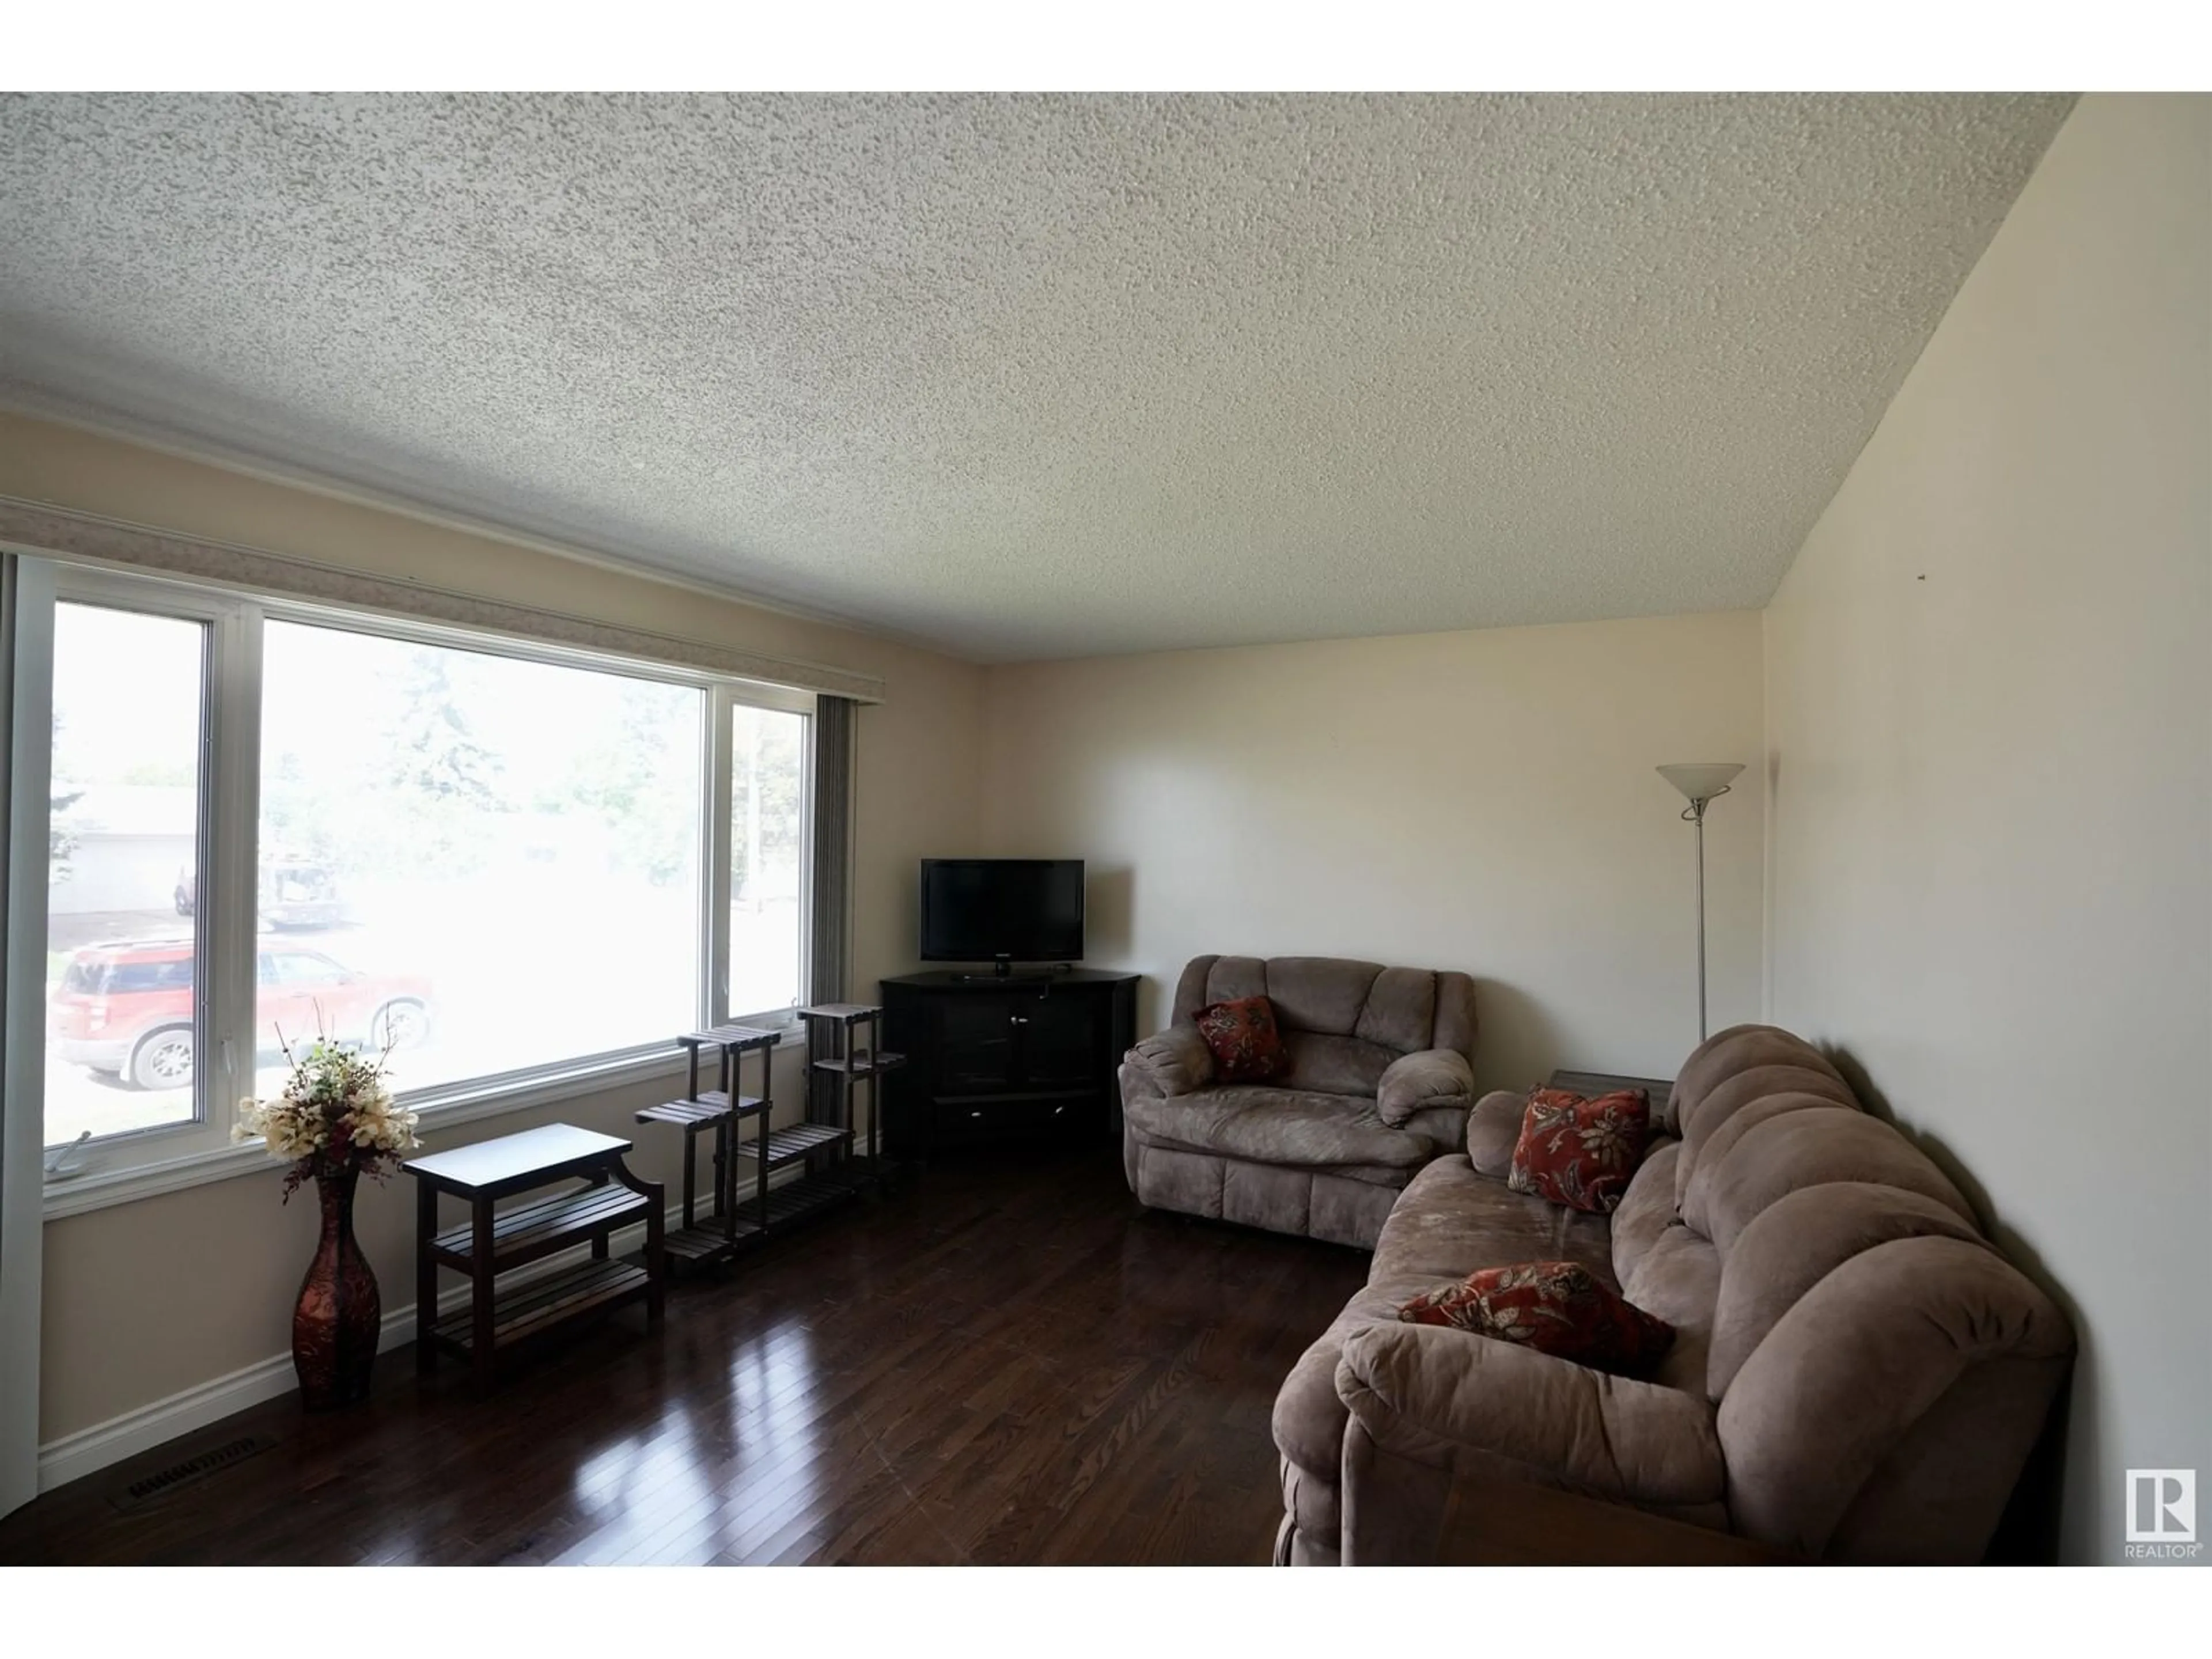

left=109, top=1435, right=268, bottom=1512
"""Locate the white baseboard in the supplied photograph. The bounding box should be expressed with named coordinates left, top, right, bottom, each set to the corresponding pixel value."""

left=33, top=1173, right=799, bottom=1495
left=36, top=1347, right=303, bottom=1496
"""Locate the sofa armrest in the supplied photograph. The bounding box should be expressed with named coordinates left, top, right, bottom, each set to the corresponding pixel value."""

left=1335, top=1323, right=1726, bottom=1509
left=1123, top=1024, right=1214, bottom=1097
left=1465, top=1089, right=1526, bottom=1177
left=1376, top=1048, right=1472, bottom=1127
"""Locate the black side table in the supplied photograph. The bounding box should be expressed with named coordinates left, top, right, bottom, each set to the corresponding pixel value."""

left=406, top=1123, right=665, bottom=1389
left=1547, top=1070, right=1675, bottom=1107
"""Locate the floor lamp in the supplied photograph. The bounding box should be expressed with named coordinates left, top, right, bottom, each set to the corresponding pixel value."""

left=1657, top=763, right=1744, bottom=1044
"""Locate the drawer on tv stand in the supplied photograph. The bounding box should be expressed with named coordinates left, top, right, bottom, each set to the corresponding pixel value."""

left=930, top=1093, right=1094, bottom=1143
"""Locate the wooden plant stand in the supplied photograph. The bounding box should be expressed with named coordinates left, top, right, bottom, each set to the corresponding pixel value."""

left=405, top=1123, right=665, bottom=1391
left=792, top=1002, right=904, bottom=1198
left=635, top=1024, right=778, bottom=1274
left=628, top=1006, right=907, bottom=1258
left=671, top=1003, right=907, bottom=1239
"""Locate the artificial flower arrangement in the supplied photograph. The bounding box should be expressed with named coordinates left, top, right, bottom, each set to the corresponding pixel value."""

left=235, top=1033, right=421, bottom=1198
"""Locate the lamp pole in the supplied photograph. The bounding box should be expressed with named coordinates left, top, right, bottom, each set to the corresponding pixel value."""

left=1656, top=764, right=1745, bottom=1046
left=1689, top=795, right=1710, bottom=1041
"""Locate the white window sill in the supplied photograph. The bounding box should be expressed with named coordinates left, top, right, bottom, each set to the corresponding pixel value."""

left=40, top=1025, right=804, bottom=1222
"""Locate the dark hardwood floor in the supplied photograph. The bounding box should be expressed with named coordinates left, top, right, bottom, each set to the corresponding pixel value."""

left=0, top=1147, right=1370, bottom=1566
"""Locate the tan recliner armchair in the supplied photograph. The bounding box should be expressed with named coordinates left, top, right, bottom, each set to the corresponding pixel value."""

left=1118, top=954, right=1477, bottom=1249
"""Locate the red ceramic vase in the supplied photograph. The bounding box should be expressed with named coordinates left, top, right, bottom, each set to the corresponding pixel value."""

left=293, top=1162, right=380, bottom=1410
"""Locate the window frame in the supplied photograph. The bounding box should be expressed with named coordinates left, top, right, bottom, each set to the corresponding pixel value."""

left=711, top=685, right=815, bottom=1029
left=35, top=560, right=816, bottom=1207
left=45, top=569, right=245, bottom=1172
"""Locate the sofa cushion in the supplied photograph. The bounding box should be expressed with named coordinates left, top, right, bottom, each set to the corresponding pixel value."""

left=1123, top=1084, right=1442, bottom=1172
left=1507, top=1085, right=1652, bottom=1214
left=1396, top=1261, right=1676, bottom=1378
left=1606, top=1143, right=1721, bottom=1398
left=1698, top=1108, right=1978, bottom=1255
left=1261, top=956, right=1391, bottom=1039
left=1369, top=1155, right=1615, bottom=1286
left=1173, top=954, right=1266, bottom=1020
left=1609, top=1141, right=1681, bottom=1283
left=1707, top=1183, right=1990, bottom=1398
left=1193, top=996, right=1291, bottom=1082
left=1351, top=967, right=1439, bottom=1052
left=1280, top=1030, right=1396, bottom=1097
left=1680, top=1090, right=1855, bottom=1236
left=1620, top=1224, right=1722, bottom=1400
left=1676, top=1065, right=1859, bottom=1208
left=1429, top=971, right=1479, bottom=1062
left=1666, top=1024, right=1845, bottom=1135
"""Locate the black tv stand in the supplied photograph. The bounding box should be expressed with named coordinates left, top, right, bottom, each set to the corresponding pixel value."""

left=880, top=969, right=1139, bottom=1158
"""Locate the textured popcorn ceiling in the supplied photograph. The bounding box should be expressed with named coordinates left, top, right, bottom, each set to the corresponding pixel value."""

left=0, top=93, right=2073, bottom=662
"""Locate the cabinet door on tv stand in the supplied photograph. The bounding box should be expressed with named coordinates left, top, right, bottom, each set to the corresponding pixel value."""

left=935, top=994, right=1018, bottom=1092
left=1013, top=991, right=1095, bottom=1090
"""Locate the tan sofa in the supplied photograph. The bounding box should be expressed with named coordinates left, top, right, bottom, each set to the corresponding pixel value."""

left=1272, top=1024, right=2076, bottom=1565
left=1118, top=955, right=1477, bottom=1249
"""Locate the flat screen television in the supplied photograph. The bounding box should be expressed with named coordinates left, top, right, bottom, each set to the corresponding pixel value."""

left=919, top=858, right=1085, bottom=965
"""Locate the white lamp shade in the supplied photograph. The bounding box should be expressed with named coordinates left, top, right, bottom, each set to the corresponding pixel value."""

left=1657, top=763, right=1745, bottom=805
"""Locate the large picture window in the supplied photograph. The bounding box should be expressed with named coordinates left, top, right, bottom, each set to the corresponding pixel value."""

left=32, top=569, right=813, bottom=1179
left=256, top=621, right=707, bottom=1098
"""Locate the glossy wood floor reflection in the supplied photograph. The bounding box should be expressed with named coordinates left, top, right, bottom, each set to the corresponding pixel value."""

left=0, top=1149, right=1370, bottom=1566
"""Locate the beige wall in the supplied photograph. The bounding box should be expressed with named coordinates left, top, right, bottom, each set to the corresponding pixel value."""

left=1763, top=93, right=2211, bottom=1565
left=0, top=413, right=988, bottom=1441
left=980, top=612, right=1766, bottom=1092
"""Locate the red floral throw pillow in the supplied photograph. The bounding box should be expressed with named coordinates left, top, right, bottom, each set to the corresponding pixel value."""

left=1398, top=1260, right=1675, bottom=1377
left=1192, top=995, right=1290, bottom=1082
left=1507, top=1085, right=1651, bottom=1214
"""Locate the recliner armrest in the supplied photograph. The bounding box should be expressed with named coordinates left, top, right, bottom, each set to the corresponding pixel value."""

left=1335, top=1323, right=1725, bottom=1509
left=1123, top=1024, right=1214, bottom=1097
left=1465, top=1089, right=1527, bottom=1177
left=1376, top=1048, right=1472, bottom=1127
